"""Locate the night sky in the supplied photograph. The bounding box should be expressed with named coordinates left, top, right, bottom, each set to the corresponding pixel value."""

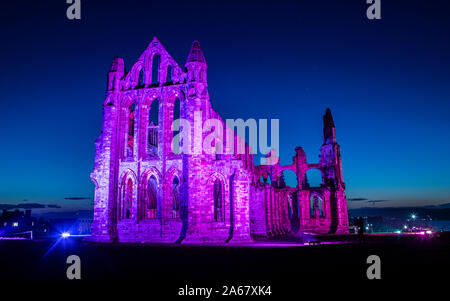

left=1, top=0, right=449, bottom=212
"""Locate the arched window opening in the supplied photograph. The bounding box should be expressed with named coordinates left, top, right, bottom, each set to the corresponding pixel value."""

left=148, top=99, right=159, bottom=156
left=281, top=169, right=297, bottom=188
left=119, top=183, right=125, bottom=221
left=214, top=178, right=224, bottom=222
left=172, top=97, right=181, bottom=154
left=127, top=103, right=136, bottom=158
left=310, top=194, right=324, bottom=218
left=172, top=177, right=180, bottom=219
left=146, top=176, right=158, bottom=219
left=138, top=68, right=145, bottom=87
left=122, top=178, right=133, bottom=219
left=287, top=193, right=294, bottom=219
left=305, top=169, right=323, bottom=188
left=266, top=175, right=272, bottom=186
left=151, top=54, right=161, bottom=85
left=166, top=65, right=172, bottom=83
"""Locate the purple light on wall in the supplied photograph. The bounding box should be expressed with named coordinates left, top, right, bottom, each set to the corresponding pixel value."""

left=88, top=38, right=349, bottom=244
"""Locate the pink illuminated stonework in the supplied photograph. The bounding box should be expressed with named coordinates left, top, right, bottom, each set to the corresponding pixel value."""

left=89, top=38, right=349, bottom=243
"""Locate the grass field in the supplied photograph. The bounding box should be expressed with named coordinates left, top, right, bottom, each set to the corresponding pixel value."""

left=0, top=233, right=448, bottom=287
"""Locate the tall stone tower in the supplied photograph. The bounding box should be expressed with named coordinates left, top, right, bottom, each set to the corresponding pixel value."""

left=319, top=108, right=348, bottom=233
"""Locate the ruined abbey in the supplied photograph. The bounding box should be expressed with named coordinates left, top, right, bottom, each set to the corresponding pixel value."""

left=89, top=38, right=349, bottom=243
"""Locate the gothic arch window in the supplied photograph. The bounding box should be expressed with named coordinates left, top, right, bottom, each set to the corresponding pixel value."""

left=110, top=75, right=115, bottom=90
left=310, top=194, right=324, bottom=218
left=147, top=99, right=159, bottom=156
left=127, top=103, right=136, bottom=158
left=146, top=176, right=158, bottom=219
left=125, top=178, right=133, bottom=219
left=119, top=183, right=124, bottom=221
left=213, top=178, right=224, bottom=222
left=119, top=177, right=134, bottom=221
left=166, top=65, right=172, bottom=83
left=138, top=68, right=145, bottom=87
left=172, top=97, right=181, bottom=154
left=151, top=54, right=161, bottom=85
left=287, top=193, right=294, bottom=219
left=266, top=175, right=272, bottom=186
left=172, top=176, right=180, bottom=219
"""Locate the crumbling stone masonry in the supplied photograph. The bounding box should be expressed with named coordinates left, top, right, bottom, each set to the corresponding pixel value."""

left=89, top=38, right=349, bottom=243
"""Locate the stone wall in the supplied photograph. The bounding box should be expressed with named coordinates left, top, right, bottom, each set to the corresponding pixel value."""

left=89, top=38, right=349, bottom=244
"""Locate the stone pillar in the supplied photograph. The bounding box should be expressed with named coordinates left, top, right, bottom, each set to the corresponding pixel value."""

left=298, top=190, right=309, bottom=232
left=228, top=170, right=253, bottom=243
left=336, top=191, right=349, bottom=233
left=183, top=95, right=208, bottom=242
left=90, top=98, right=119, bottom=242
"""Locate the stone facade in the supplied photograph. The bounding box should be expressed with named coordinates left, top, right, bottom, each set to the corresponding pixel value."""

left=89, top=38, right=348, bottom=244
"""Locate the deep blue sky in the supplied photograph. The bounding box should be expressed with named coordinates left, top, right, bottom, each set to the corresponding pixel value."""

left=0, top=0, right=449, bottom=211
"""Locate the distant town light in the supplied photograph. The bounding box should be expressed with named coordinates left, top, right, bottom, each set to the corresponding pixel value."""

left=426, top=230, right=432, bottom=234
left=61, top=232, right=71, bottom=238
left=403, top=225, right=408, bottom=229
left=411, top=214, right=416, bottom=219
left=12, top=222, right=18, bottom=227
